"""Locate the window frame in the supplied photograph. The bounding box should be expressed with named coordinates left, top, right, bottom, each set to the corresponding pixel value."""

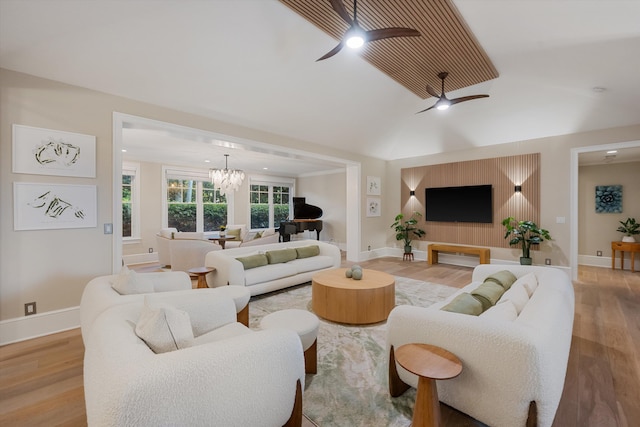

left=122, top=161, right=141, bottom=243
left=162, top=165, right=233, bottom=234
left=248, top=175, right=295, bottom=230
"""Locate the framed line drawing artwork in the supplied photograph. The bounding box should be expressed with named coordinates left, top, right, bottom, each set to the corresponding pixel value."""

left=12, top=124, right=96, bottom=178
left=367, top=176, right=381, bottom=195
left=14, top=182, right=97, bottom=231
left=366, top=197, right=381, bottom=217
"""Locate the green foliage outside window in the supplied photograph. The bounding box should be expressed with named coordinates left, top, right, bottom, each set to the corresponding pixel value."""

left=122, top=175, right=132, bottom=237
left=204, top=204, right=228, bottom=231
left=168, top=204, right=197, bottom=231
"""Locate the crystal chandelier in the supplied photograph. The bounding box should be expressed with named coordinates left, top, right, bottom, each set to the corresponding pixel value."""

left=209, top=154, right=245, bottom=196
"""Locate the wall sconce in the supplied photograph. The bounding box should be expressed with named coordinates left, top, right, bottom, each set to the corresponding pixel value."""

left=410, top=190, right=416, bottom=196
left=514, top=185, right=522, bottom=193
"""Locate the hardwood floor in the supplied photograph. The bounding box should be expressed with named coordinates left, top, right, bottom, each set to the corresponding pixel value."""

left=1, top=259, right=638, bottom=426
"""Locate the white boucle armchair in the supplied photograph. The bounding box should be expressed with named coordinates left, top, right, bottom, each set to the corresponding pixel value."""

left=387, top=265, right=575, bottom=427
left=84, top=293, right=305, bottom=427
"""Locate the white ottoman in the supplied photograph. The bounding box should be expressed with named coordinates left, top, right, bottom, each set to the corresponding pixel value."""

left=260, top=309, right=319, bottom=374
left=210, top=286, right=251, bottom=326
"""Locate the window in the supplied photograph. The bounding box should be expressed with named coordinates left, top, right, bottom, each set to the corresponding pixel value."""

left=122, top=162, right=140, bottom=239
left=164, top=167, right=228, bottom=232
left=249, top=178, right=293, bottom=229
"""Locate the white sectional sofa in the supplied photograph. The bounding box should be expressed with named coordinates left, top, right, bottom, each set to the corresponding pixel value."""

left=387, top=264, right=575, bottom=427
left=83, top=292, right=305, bottom=426
left=80, top=269, right=250, bottom=343
left=205, top=240, right=341, bottom=296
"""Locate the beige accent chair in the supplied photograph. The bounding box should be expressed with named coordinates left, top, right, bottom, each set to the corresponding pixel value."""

left=169, top=238, right=222, bottom=275
left=155, top=228, right=177, bottom=267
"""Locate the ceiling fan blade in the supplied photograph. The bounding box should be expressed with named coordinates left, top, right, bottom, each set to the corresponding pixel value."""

left=316, top=41, right=345, bottom=61
left=448, top=94, right=489, bottom=106
left=415, top=104, right=437, bottom=114
left=328, top=0, right=353, bottom=25
left=366, top=27, right=421, bottom=43
left=426, top=84, right=440, bottom=98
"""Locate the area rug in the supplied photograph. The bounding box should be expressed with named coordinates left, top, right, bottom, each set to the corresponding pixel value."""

left=248, top=276, right=458, bottom=427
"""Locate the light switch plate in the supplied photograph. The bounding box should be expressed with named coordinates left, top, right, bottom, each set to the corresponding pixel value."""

left=104, top=223, right=113, bottom=234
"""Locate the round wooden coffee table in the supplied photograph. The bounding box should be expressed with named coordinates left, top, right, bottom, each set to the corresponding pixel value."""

left=395, top=343, right=463, bottom=427
left=311, top=268, right=395, bottom=324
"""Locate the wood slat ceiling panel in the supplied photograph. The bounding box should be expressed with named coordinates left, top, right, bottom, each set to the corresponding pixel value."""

left=280, top=0, right=498, bottom=99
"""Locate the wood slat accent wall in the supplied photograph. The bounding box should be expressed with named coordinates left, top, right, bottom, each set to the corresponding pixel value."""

left=401, top=153, right=540, bottom=248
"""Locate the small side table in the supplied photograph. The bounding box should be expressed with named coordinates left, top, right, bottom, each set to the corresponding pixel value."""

left=188, top=266, right=214, bottom=289
left=209, top=236, right=237, bottom=249
left=611, top=241, right=640, bottom=273
left=403, top=252, right=414, bottom=261
left=395, top=343, right=462, bottom=427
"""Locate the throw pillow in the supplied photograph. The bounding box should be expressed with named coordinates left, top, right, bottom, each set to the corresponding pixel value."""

left=470, top=281, right=506, bottom=311
left=498, top=282, right=530, bottom=314
left=266, top=248, right=298, bottom=264
left=483, top=270, right=518, bottom=290
left=440, top=293, right=484, bottom=316
left=135, top=300, right=194, bottom=353
left=111, top=266, right=154, bottom=295
left=254, top=231, right=263, bottom=239
left=480, top=299, right=518, bottom=321
left=261, top=228, right=276, bottom=237
left=236, top=254, right=268, bottom=270
left=296, top=245, right=320, bottom=259
left=513, top=272, right=538, bottom=297
left=243, top=231, right=258, bottom=242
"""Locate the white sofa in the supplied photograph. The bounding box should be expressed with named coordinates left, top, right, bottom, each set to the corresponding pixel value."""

left=84, top=292, right=305, bottom=427
left=222, top=224, right=280, bottom=249
left=387, top=264, right=575, bottom=427
left=80, top=270, right=250, bottom=343
left=205, top=240, right=341, bottom=296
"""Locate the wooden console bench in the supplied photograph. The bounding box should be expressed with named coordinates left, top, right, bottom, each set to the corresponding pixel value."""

left=428, top=244, right=490, bottom=265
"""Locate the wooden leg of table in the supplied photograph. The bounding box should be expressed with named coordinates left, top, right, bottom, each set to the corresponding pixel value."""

left=413, top=376, right=440, bottom=427
left=428, top=249, right=438, bottom=265
left=197, top=274, right=208, bottom=289
left=621, top=251, right=625, bottom=271
left=612, top=250, right=615, bottom=270
left=632, top=252, right=636, bottom=273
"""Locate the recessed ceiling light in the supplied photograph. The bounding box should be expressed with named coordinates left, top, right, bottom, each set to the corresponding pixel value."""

left=121, top=149, right=127, bottom=152
left=606, top=150, right=617, bottom=154
left=205, top=160, right=210, bottom=163
left=263, top=167, right=269, bottom=170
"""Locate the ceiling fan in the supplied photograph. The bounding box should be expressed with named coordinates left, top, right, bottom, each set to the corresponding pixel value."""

left=417, top=72, right=489, bottom=113
left=317, top=0, right=421, bottom=61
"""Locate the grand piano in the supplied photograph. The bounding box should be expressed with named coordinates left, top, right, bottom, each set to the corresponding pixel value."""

left=278, top=197, right=323, bottom=242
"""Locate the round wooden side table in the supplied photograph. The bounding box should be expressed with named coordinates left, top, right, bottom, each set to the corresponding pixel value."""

left=395, top=343, right=463, bottom=427
left=188, top=266, right=214, bottom=289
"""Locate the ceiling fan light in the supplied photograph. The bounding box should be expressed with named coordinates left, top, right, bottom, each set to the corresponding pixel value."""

left=436, top=101, right=450, bottom=110
left=345, top=27, right=366, bottom=49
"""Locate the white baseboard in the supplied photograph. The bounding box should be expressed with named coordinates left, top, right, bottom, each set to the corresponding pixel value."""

left=579, top=254, right=611, bottom=268
left=123, top=252, right=159, bottom=266
left=0, top=306, right=80, bottom=346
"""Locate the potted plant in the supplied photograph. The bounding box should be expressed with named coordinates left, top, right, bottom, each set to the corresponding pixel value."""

left=617, top=217, right=639, bottom=242
left=219, top=225, right=226, bottom=237
left=391, top=211, right=426, bottom=254
left=502, top=216, right=552, bottom=265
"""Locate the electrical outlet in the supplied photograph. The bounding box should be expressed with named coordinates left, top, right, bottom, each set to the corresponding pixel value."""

left=104, top=223, right=113, bottom=234
left=545, top=258, right=551, bottom=265
left=597, top=250, right=603, bottom=257
left=24, top=302, right=36, bottom=316
left=148, top=248, right=154, bottom=253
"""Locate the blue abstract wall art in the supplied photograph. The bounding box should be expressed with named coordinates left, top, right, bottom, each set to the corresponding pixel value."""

left=595, top=185, right=622, bottom=213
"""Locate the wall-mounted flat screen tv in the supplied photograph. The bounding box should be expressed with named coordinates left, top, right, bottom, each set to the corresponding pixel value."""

left=425, top=185, right=493, bottom=223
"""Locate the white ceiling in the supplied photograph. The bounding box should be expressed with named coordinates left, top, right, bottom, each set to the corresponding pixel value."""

left=2, top=0, right=640, bottom=175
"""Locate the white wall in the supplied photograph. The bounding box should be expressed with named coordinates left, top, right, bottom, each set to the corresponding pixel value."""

left=0, top=68, right=382, bottom=329
left=297, top=170, right=346, bottom=245
left=387, top=126, right=640, bottom=267
left=579, top=161, right=640, bottom=257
